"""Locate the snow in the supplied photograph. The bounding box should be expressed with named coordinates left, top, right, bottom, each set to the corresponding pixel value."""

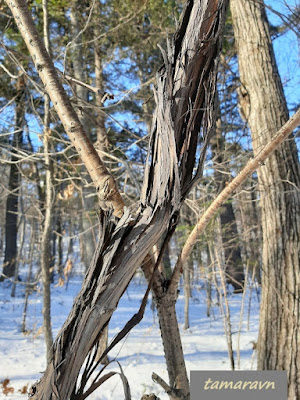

left=0, top=275, right=259, bottom=399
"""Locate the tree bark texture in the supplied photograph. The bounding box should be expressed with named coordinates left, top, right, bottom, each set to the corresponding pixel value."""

left=40, top=101, right=54, bottom=364
left=2, top=74, right=25, bottom=279
left=40, top=0, right=53, bottom=364
left=6, top=0, right=229, bottom=399
left=184, top=258, right=192, bottom=330
left=230, top=1, right=300, bottom=398
left=140, top=1, right=229, bottom=398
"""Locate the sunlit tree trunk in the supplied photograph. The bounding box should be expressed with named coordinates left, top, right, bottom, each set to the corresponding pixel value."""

left=230, top=1, right=300, bottom=398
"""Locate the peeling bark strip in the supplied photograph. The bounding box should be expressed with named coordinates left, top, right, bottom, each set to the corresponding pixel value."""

left=7, top=1, right=229, bottom=399
left=5, top=0, right=124, bottom=217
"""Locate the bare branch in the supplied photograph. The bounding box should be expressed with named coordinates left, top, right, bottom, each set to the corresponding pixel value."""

left=169, top=108, right=300, bottom=290
left=5, top=0, right=124, bottom=217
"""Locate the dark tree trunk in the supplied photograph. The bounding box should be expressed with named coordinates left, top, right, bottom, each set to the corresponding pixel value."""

left=235, top=186, right=261, bottom=284
left=211, top=117, right=244, bottom=292
left=2, top=75, right=25, bottom=280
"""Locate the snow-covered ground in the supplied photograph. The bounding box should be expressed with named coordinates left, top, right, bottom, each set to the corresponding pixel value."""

left=0, top=275, right=260, bottom=399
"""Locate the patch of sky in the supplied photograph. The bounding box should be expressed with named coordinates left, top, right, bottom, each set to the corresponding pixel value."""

left=101, top=54, right=150, bottom=158
left=265, top=0, right=299, bottom=111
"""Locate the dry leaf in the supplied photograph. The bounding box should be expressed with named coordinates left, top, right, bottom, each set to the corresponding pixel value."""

left=58, top=184, right=74, bottom=201
left=54, top=277, right=65, bottom=287
left=64, top=259, right=72, bottom=280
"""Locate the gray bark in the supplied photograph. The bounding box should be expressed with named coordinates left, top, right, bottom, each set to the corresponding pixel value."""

left=230, top=0, right=300, bottom=398
left=140, top=1, right=230, bottom=398
left=40, top=0, right=54, bottom=364
left=183, top=258, right=192, bottom=330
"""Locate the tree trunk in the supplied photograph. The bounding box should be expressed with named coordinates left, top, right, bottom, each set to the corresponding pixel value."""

left=184, top=257, right=192, bottom=330
left=211, top=116, right=244, bottom=292
left=235, top=187, right=261, bottom=284
left=2, top=74, right=25, bottom=280
left=93, top=1, right=113, bottom=366
left=40, top=121, right=53, bottom=363
left=230, top=1, right=300, bottom=398
left=69, top=1, right=97, bottom=271
left=157, top=295, right=189, bottom=398
left=142, top=253, right=190, bottom=400
left=39, top=0, right=54, bottom=364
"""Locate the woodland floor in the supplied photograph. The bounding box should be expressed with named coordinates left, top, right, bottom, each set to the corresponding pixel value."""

left=0, top=272, right=260, bottom=399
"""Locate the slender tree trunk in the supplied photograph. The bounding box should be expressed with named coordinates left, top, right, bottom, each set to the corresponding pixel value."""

left=11, top=188, right=25, bottom=297
left=2, top=75, right=25, bottom=280
left=70, top=1, right=97, bottom=271
left=21, top=221, right=35, bottom=333
left=142, top=254, right=190, bottom=400
left=40, top=0, right=53, bottom=363
left=56, top=212, right=63, bottom=277
left=235, top=187, right=261, bottom=284
left=157, top=296, right=189, bottom=397
left=211, top=116, right=244, bottom=292
left=206, top=244, right=212, bottom=318
left=183, top=257, right=192, bottom=330
left=230, top=1, right=300, bottom=398
left=93, top=1, right=112, bottom=365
